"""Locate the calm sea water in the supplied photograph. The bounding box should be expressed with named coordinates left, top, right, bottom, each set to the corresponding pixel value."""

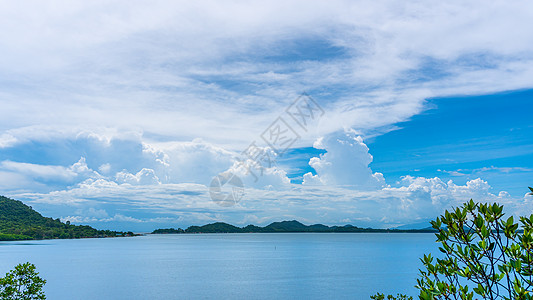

left=0, top=233, right=438, bottom=299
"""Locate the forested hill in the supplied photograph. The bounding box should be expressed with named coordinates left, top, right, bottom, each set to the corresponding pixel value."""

left=152, top=220, right=436, bottom=234
left=0, top=196, right=133, bottom=241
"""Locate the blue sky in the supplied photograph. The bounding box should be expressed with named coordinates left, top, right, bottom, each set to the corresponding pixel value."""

left=369, top=89, right=533, bottom=196
left=0, top=1, right=532, bottom=231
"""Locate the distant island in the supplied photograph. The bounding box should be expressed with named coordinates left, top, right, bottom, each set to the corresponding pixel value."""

left=0, top=196, right=135, bottom=241
left=152, top=220, right=436, bottom=234
left=0, top=195, right=436, bottom=241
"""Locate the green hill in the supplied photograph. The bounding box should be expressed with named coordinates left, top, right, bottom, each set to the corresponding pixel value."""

left=0, top=196, right=133, bottom=241
left=152, top=220, right=437, bottom=234
left=185, top=222, right=243, bottom=233
left=264, top=220, right=309, bottom=232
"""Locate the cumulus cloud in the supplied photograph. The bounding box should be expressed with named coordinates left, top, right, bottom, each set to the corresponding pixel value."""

left=380, top=177, right=493, bottom=222
left=303, top=129, right=385, bottom=189
left=153, top=139, right=236, bottom=185
left=11, top=173, right=515, bottom=231
left=226, top=146, right=291, bottom=189
left=0, top=128, right=524, bottom=230
left=0, top=133, right=238, bottom=191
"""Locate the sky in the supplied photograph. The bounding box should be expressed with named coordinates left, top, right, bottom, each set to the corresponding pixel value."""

left=0, top=0, right=532, bottom=231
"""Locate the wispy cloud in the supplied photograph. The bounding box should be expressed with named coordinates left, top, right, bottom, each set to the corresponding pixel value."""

left=439, top=166, right=533, bottom=177
left=1, top=1, right=533, bottom=147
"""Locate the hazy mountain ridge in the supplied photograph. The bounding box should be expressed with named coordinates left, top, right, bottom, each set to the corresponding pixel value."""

left=152, top=220, right=437, bottom=234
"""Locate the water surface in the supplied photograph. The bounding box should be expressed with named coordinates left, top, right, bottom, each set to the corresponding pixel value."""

left=0, top=233, right=438, bottom=299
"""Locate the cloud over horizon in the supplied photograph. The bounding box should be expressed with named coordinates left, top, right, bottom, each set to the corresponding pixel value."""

left=1, top=1, right=532, bottom=230
left=0, top=130, right=527, bottom=231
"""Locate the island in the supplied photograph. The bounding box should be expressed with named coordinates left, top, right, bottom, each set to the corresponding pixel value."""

left=0, top=196, right=136, bottom=241
left=151, top=220, right=436, bottom=234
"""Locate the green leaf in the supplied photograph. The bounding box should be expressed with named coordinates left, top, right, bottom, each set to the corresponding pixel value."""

left=507, top=216, right=515, bottom=227
left=475, top=216, right=483, bottom=228
left=481, top=226, right=489, bottom=239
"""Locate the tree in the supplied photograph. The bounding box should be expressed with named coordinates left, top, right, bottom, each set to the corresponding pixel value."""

left=374, top=187, right=533, bottom=299
left=0, top=263, right=46, bottom=300
left=417, top=199, right=533, bottom=299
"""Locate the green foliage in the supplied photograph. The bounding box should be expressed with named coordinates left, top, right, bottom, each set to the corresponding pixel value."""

left=0, top=233, right=33, bottom=241
left=371, top=292, right=413, bottom=299
left=417, top=199, right=533, bottom=299
left=0, top=263, right=46, bottom=300
left=0, top=196, right=132, bottom=240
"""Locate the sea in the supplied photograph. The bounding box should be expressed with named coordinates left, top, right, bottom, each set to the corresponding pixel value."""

left=0, top=233, right=439, bottom=299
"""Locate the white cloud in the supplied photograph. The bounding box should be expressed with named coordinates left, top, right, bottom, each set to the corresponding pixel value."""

left=98, top=163, right=111, bottom=174
left=0, top=157, right=100, bottom=185
left=61, top=214, right=144, bottom=224
left=115, top=168, right=161, bottom=185
left=303, top=129, right=385, bottom=189
left=1, top=1, right=533, bottom=148
left=0, top=133, right=238, bottom=191
left=0, top=1, right=532, bottom=230
left=0, top=128, right=525, bottom=230
left=302, top=172, right=323, bottom=186
left=154, top=139, right=236, bottom=185
left=0, top=133, right=17, bottom=148
left=440, top=166, right=533, bottom=176
left=226, top=146, right=291, bottom=189
left=0, top=161, right=78, bottom=182
left=12, top=174, right=516, bottom=230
